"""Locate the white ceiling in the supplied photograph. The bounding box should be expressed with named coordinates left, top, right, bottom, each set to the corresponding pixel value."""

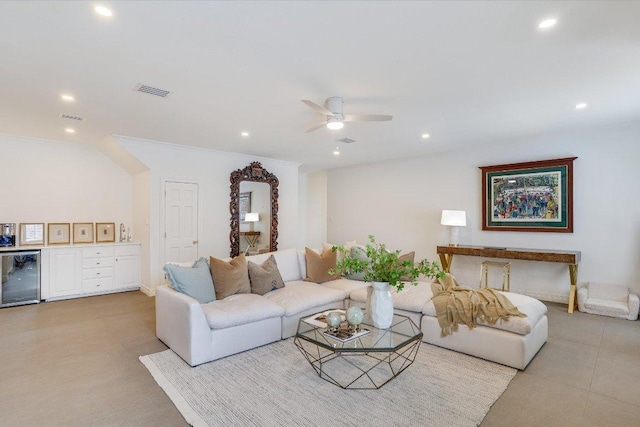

left=1, top=1, right=639, bottom=172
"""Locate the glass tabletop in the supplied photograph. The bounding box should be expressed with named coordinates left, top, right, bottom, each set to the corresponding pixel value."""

left=296, top=311, right=422, bottom=352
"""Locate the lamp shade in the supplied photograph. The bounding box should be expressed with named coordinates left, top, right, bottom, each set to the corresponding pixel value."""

left=441, top=210, right=466, bottom=227
left=245, top=212, right=260, bottom=222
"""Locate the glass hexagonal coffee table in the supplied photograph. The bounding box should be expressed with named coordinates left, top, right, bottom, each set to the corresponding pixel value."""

left=294, top=312, right=422, bottom=389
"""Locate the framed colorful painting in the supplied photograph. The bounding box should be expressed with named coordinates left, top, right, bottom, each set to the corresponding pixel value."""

left=480, top=157, right=577, bottom=232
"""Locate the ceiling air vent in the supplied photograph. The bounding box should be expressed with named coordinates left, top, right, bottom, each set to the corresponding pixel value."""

left=134, top=83, right=171, bottom=98
left=59, top=113, right=84, bottom=121
left=337, top=137, right=356, bottom=144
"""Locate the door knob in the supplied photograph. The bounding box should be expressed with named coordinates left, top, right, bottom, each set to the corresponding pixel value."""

left=193, top=240, right=198, bottom=244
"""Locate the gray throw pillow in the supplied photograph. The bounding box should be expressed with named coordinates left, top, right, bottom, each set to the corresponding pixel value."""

left=163, top=262, right=216, bottom=304
left=346, top=246, right=369, bottom=281
left=248, top=255, right=285, bottom=296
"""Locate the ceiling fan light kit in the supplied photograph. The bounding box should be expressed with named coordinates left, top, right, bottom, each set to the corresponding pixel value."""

left=326, top=117, right=344, bottom=130
left=302, top=96, right=392, bottom=133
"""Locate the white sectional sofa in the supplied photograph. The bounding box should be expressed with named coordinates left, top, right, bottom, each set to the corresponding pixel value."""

left=156, top=248, right=548, bottom=369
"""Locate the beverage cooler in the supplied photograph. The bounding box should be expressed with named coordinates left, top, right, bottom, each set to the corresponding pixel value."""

left=0, top=250, right=41, bottom=308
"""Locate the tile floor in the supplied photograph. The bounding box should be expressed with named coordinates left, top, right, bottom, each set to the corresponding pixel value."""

left=0, top=291, right=638, bottom=426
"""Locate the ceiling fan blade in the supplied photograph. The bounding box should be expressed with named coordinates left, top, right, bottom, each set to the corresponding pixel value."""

left=305, top=122, right=327, bottom=133
left=344, top=114, right=393, bottom=122
left=302, top=100, right=334, bottom=116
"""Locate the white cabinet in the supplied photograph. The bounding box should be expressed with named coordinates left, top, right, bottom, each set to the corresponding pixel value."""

left=42, top=243, right=140, bottom=301
left=115, top=245, right=140, bottom=289
left=48, top=249, right=81, bottom=298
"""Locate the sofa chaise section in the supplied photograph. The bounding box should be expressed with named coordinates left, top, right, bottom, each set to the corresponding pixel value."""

left=156, top=285, right=284, bottom=367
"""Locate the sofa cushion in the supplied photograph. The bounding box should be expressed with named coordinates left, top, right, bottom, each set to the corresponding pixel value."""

left=246, top=248, right=302, bottom=282
left=248, top=255, right=285, bottom=296
left=585, top=298, right=630, bottom=316
left=322, top=241, right=357, bottom=263
left=323, top=278, right=370, bottom=294
left=263, top=280, right=347, bottom=317
left=588, top=282, right=629, bottom=303
left=423, top=291, right=547, bottom=335
left=305, top=247, right=339, bottom=283
left=350, top=281, right=434, bottom=312
left=163, top=262, right=216, bottom=304
left=201, top=294, right=285, bottom=329
left=210, top=254, right=251, bottom=300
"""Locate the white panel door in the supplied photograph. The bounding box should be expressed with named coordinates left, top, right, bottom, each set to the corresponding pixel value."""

left=164, top=182, right=199, bottom=263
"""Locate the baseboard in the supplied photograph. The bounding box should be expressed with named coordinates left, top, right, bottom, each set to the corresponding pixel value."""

left=140, top=284, right=155, bottom=296
left=518, top=290, right=569, bottom=304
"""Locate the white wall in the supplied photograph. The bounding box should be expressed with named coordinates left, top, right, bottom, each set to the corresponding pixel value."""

left=116, top=136, right=300, bottom=292
left=326, top=122, right=640, bottom=301
left=298, top=171, right=328, bottom=249
left=0, top=133, right=133, bottom=241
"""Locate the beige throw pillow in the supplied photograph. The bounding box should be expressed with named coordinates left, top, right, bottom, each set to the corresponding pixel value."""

left=210, top=254, right=251, bottom=300
left=305, top=247, right=340, bottom=283
left=248, top=255, right=285, bottom=296
left=399, top=251, right=415, bottom=281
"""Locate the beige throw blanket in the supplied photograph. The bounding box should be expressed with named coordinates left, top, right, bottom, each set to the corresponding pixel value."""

left=431, top=273, right=526, bottom=337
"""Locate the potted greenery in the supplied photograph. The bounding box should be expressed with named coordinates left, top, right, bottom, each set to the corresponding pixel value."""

left=330, top=235, right=444, bottom=329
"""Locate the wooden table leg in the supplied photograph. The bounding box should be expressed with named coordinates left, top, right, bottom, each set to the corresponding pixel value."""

left=567, top=264, right=578, bottom=314
left=439, top=254, right=452, bottom=273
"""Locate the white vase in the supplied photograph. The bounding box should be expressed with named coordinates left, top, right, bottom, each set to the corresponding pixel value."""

left=369, top=282, right=394, bottom=329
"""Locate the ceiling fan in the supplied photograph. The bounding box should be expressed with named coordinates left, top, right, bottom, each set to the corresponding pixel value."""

left=301, top=96, right=393, bottom=133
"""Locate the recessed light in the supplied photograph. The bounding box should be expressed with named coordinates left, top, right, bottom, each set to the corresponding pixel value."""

left=61, top=94, right=74, bottom=101
left=538, top=18, right=557, bottom=29
left=575, top=103, right=588, bottom=110
left=241, top=131, right=250, bottom=137
left=94, top=5, right=113, bottom=17
left=65, top=128, right=76, bottom=134
left=421, top=133, right=430, bottom=139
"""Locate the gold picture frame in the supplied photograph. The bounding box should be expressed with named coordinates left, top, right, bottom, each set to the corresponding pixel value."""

left=48, top=223, right=71, bottom=245
left=73, top=223, right=94, bottom=244
left=19, top=223, right=45, bottom=246
left=96, top=223, right=115, bottom=243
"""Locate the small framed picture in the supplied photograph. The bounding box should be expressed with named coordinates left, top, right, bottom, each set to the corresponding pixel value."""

left=20, top=223, right=45, bottom=246
left=96, top=223, right=115, bottom=243
left=48, top=223, right=71, bottom=245
left=73, top=223, right=94, bottom=244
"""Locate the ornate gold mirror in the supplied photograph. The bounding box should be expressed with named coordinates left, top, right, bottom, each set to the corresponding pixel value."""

left=230, top=162, right=279, bottom=257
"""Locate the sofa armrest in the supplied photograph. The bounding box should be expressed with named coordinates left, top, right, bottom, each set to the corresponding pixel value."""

left=155, top=285, right=212, bottom=366
left=628, top=293, right=639, bottom=321
left=577, top=287, right=588, bottom=312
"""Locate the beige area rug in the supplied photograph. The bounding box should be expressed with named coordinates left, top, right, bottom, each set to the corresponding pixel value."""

left=140, top=339, right=515, bottom=427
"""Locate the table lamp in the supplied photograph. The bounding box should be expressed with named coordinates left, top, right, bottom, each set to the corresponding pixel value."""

left=441, top=210, right=466, bottom=246
left=245, top=212, right=260, bottom=232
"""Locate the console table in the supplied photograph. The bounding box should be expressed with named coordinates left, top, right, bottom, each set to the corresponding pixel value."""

left=436, top=245, right=581, bottom=313
left=239, top=231, right=260, bottom=248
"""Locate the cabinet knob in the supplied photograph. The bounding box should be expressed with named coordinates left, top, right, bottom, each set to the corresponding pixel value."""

left=96, top=262, right=101, bottom=265
left=96, top=272, right=101, bottom=275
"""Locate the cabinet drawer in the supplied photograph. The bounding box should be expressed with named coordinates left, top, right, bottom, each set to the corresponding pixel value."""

left=82, top=247, right=115, bottom=258
left=81, top=277, right=114, bottom=293
left=115, top=245, right=140, bottom=256
left=82, top=257, right=114, bottom=269
left=81, top=267, right=114, bottom=280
